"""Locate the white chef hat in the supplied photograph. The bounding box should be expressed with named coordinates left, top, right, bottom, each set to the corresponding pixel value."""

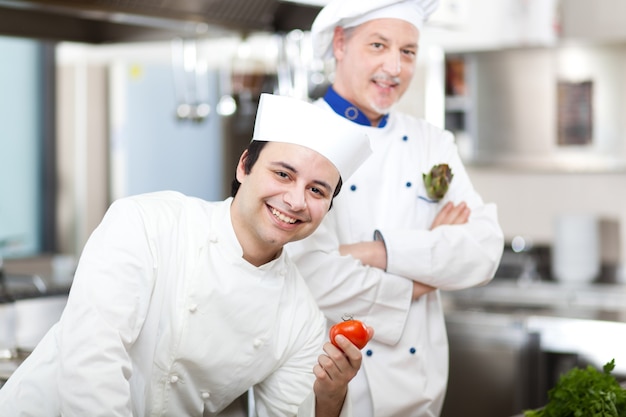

left=252, top=93, right=371, bottom=180
left=311, top=0, right=440, bottom=60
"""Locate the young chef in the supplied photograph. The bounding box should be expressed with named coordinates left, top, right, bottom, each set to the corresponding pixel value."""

left=0, top=93, right=373, bottom=417
left=286, top=0, right=505, bottom=416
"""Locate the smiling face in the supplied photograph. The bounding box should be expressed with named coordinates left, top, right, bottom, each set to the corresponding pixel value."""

left=332, top=18, right=420, bottom=126
left=230, top=141, right=340, bottom=266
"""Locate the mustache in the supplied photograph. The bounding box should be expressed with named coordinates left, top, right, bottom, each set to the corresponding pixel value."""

left=371, top=73, right=401, bottom=85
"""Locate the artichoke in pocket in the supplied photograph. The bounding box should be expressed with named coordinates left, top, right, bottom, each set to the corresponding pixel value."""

left=423, top=164, right=453, bottom=201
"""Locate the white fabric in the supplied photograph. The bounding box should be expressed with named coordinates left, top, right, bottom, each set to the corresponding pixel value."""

left=253, top=93, right=371, bottom=180
left=311, top=0, right=440, bottom=59
left=287, top=101, right=504, bottom=416
left=0, top=191, right=352, bottom=417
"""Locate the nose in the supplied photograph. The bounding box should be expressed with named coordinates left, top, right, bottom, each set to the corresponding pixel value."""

left=382, top=50, right=401, bottom=76
left=284, top=186, right=307, bottom=211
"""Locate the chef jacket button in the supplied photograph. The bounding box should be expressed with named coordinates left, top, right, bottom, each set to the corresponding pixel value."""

left=169, top=375, right=179, bottom=383
left=406, top=182, right=412, bottom=188
left=201, top=391, right=211, bottom=399
left=402, top=135, right=408, bottom=141
left=188, top=304, right=198, bottom=313
left=409, top=347, right=416, bottom=355
left=366, top=349, right=373, bottom=356
left=253, top=338, right=263, bottom=348
left=350, top=185, right=357, bottom=191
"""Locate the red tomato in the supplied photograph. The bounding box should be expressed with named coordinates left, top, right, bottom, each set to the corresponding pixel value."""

left=329, top=318, right=369, bottom=350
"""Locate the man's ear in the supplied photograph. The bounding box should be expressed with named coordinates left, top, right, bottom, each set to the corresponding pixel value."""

left=236, top=149, right=249, bottom=183
left=333, top=26, right=346, bottom=60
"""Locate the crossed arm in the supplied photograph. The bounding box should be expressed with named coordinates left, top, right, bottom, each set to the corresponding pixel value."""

left=338, top=202, right=471, bottom=301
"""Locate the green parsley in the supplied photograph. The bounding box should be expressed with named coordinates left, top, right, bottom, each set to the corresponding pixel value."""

left=524, top=359, right=626, bottom=417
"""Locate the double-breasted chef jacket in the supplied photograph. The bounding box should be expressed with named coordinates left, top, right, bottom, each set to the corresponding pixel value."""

left=0, top=191, right=351, bottom=417
left=287, top=91, right=505, bottom=417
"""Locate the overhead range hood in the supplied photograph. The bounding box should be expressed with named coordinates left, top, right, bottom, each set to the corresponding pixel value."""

left=0, top=0, right=322, bottom=43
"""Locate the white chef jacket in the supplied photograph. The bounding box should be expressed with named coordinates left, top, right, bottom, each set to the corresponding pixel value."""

left=0, top=191, right=352, bottom=417
left=287, top=100, right=504, bottom=416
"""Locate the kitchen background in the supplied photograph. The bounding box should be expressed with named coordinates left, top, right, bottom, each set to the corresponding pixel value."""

left=2, top=0, right=626, bottom=415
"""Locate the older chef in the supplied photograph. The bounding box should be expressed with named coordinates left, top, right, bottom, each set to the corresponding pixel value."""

left=0, top=93, right=373, bottom=417
left=286, top=0, right=505, bottom=416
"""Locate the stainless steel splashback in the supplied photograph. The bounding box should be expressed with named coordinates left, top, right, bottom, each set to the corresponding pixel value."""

left=464, top=44, right=626, bottom=171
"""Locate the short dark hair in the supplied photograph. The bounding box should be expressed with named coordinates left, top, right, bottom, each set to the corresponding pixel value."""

left=231, top=140, right=343, bottom=209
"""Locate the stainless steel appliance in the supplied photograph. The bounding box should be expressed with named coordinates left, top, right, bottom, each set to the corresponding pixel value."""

left=441, top=311, right=544, bottom=417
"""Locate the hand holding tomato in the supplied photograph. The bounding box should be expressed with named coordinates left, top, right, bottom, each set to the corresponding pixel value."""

left=313, top=315, right=374, bottom=414
left=329, top=315, right=372, bottom=350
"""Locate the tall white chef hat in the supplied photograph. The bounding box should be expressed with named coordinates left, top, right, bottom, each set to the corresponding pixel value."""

left=311, top=0, right=440, bottom=60
left=252, top=93, right=371, bottom=180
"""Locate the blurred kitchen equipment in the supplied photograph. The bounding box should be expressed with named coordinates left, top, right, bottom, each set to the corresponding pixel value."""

left=552, top=213, right=600, bottom=284
left=275, top=29, right=312, bottom=100
left=0, top=256, right=16, bottom=360
left=216, top=65, right=237, bottom=117
left=441, top=311, right=544, bottom=417
left=0, top=298, right=16, bottom=360
left=14, top=294, right=67, bottom=352
left=511, top=235, right=541, bottom=285
left=0, top=270, right=68, bottom=358
left=51, top=254, right=76, bottom=286
left=171, top=37, right=211, bottom=123
left=0, top=248, right=16, bottom=359
left=493, top=236, right=554, bottom=286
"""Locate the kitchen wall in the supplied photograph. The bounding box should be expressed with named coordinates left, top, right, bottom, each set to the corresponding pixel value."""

left=467, top=167, right=625, bottom=276
left=468, top=44, right=626, bottom=169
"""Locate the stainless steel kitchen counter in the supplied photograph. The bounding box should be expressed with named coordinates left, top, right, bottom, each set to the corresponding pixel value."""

left=442, top=280, right=626, bottom=321
left=441, top=280, right=626, bottom=417
left=0, top=352, right=26, bottom=389
left=443, top=280, right=626, bottom=373
left=0, top=269, right=70, bottom=389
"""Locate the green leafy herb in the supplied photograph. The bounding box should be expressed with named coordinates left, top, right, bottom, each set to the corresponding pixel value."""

left=524, top=359, right=626, bottom=417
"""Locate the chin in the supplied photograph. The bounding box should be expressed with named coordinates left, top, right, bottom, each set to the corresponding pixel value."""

left=370, top=101, right=393, bottom=116
left=367, top=96, right=393, bottom=112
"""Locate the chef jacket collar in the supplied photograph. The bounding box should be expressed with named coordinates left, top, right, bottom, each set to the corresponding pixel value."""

left=323, top=86, right=389, bottom=128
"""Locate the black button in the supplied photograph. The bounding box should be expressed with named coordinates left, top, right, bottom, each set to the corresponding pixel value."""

left=366, top=349, right=373, bottom=356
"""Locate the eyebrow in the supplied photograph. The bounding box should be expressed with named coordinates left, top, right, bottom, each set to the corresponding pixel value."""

left=370, top=32, right=418, bottom=50
left=271, top=161, right=333, bottom=194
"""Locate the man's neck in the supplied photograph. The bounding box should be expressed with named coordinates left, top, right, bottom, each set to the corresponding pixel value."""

left=230, top=200, right=281, bottom=267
